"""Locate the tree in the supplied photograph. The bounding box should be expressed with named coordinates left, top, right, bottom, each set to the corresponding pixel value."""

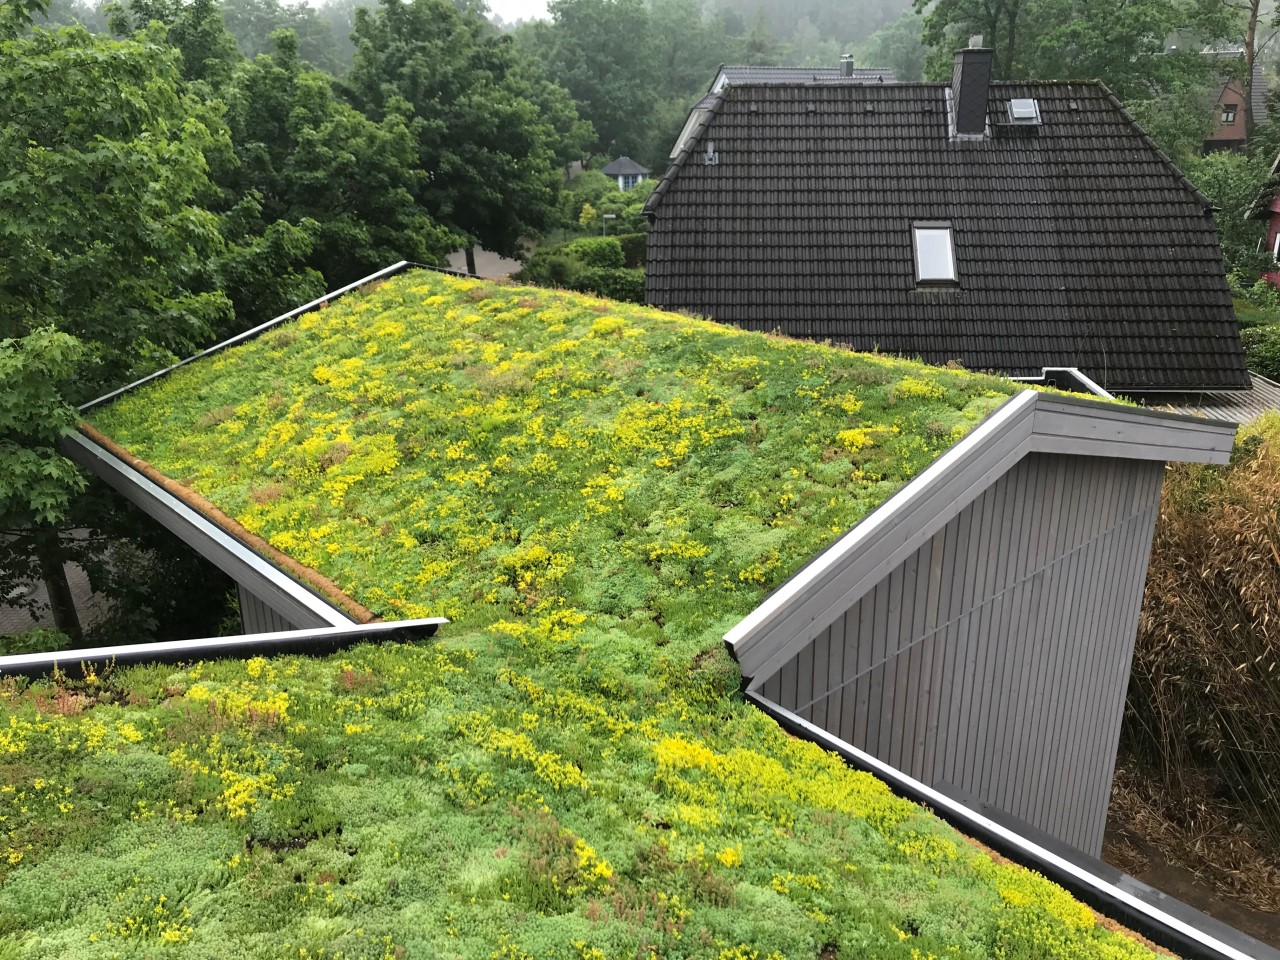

left=0, top=331, right=87, bottom=641
left=515, top=0, right=657, bottom=160
left=915, top=0, right=1236, bottom=88
left=858, top=11, right=926, bottom=81
left=221, top=29, right=459, bottom=286
left=0, top=18, right=232, bottom=638
left=344, top=0, right=578, bottom=269
left=220, top=0, right=343, bottom=72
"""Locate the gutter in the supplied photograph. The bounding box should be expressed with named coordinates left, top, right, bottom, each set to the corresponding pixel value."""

left=746, top=691, right=1279, bottom=960
left=0, top=618, right=445, bottom=679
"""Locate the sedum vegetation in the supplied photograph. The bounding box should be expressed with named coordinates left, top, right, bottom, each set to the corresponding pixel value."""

left=1, top=272, right=1163, bottom=958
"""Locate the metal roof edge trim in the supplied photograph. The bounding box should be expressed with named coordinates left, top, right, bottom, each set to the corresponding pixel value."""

left=1011, top=367, right=1115, bottom=400
left=0, top=618, right=446, bottom=679
left=62, top=431, right=355, bottom=629
left=80, top=261, right=415, bottom=414
left=725, top=389, right=1237, bottom=679
left=724, top=390, right=1038, bottom=667
left=746, top=691, right=1277, bottom=960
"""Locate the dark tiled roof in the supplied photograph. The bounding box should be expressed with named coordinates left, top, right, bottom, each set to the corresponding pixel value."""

left=718, top=65, right=896, bottom=85
left=644, top=81, right=1249, bottom=392
left=601, top=156, right=649, bottom=176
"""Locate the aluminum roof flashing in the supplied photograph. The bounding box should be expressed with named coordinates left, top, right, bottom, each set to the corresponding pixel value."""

left=725, top=389, right=1236, bottom=682
left=0, top=619, right=445, bottom=679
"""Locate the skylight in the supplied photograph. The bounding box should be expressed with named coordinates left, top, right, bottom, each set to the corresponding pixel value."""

left=1008, top=98, right=1042, bottom=124
left=913, top=223, right=957, bottom=283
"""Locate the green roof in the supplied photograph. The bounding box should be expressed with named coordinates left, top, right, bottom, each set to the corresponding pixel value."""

left=0, top=271, right=1163, bottom=958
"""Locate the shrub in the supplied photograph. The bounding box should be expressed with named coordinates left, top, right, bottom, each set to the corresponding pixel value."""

left=1129, top=414, right=1280, bottom=846
left=514, top=251, right=584, bottom=289
left=616, top=232, right=647, bottom=268
left=577, top=266, right=646, bottom=303
left=0, top=628, right=69, bottom=656
left=1241, top=323, right=1280, bottom=379
left=561, top=236, right=624, bottom=269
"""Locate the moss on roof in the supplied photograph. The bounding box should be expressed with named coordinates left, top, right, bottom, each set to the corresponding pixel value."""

left=0, top=271, right=1163, bottom=958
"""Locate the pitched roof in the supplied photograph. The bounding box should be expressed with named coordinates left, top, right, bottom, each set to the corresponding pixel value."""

left=718, top=65, right=896, bottom=85
left=644, top=81, right=1250, bottom=393
left=1204, top=48, right=1270, bottom=128
left=599, top=155, right=649, bottom=176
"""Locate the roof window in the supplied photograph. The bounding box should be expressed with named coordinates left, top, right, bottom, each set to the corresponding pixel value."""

left=1008, top=98, right=1042, bottom=124
left=913, top=223, right=957, bottom=284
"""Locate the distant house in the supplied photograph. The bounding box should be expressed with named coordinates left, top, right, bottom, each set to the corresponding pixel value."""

left=669, top=56, right=897, bottom=158
left=645, top=42, right=1250, bottom=397
left=1202, top=47, right=1269, bottom=153
left=599, top=156, right=649, bottom=191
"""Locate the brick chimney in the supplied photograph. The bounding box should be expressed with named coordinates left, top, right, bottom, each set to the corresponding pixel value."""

left=840, top=53, right=855, bottom=78
left=951, top=36, right=993, bottom=136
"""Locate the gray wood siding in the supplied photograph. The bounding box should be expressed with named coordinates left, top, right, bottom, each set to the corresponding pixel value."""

left=759, top=452, right=1164, bottom=855
left=239, top=584, right=300, bottom=634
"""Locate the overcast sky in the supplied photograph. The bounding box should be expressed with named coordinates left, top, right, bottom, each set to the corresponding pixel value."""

left=487, top=0, right=549, bottom=24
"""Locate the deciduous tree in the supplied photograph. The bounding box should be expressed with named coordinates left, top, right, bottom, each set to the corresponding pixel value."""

left=344, top=0, right=579, bottom=267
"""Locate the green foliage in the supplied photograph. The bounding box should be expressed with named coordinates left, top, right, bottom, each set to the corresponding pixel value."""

left=561, top=236, right=624, bottom=268
left=615, top=232, right=647, bottom=267
left=0, top=23, right=231, bottom=392
left=212, top=193, right=327, bottom=330
left=857, top=10, right=926, bottom=81
left=219, top=29, right=459, bottom=288
left=0, top=628, right=69, bottom=656
left=1241, top=323, right=1280, bottom=379
left=343, top=0, right=583, bottom=257
left=577, top=266, right=646, bottom=302
left=219, top=0, right=342, bottom=72
left=0, top=330, right=86, bottom=527
left=1183, top=150, right=1270, bottom=276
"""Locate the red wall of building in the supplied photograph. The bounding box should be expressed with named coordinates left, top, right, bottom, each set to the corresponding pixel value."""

left=1208, top=80, right=1249, bottom=148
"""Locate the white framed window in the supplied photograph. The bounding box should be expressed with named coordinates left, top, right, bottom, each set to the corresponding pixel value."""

left=913, top=223, right=957, bottom=283
left=1271, top=230, right=1280, bottom=263
left=1222, top=103, right=1238, bottom=124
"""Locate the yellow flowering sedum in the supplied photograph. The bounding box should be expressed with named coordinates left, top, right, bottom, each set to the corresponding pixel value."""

left=0, top=271, right=1165, bottom=958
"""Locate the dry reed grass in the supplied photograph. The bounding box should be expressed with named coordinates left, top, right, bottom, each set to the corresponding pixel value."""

left=1129, top=413, right=1280, bottom=850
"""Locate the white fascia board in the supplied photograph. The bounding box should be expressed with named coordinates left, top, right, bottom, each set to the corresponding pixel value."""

left=63, top=431, right=354, bottom=629
left=724, top=390, right=1038, bottom=653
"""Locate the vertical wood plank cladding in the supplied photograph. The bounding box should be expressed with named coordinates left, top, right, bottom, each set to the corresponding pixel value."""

left=763, top=452, right=1167, bottom=855
left=239, top=583, right=301, bottom=635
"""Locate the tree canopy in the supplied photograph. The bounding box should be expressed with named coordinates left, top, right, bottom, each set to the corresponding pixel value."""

left=344, top=0, right=584, bottom=258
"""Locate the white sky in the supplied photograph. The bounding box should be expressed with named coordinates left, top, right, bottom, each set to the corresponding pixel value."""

left=486, top=0, right=549, bottom=24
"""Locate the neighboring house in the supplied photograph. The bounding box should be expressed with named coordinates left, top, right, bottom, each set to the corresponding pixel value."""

left=1249, top=154, right=1280, bottom=287
left=1202, top=46, right=1269, bottom=153
left=599, top=156, right=649, bottom=191
left=668, top=56, right=897, bottom=159
left=11, top=263, right=1275, bottom=960
left=645, top=43, right=1251, bottom=398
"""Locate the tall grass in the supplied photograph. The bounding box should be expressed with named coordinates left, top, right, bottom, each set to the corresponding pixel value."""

left=1128, top=414, right=1280, bottom=846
